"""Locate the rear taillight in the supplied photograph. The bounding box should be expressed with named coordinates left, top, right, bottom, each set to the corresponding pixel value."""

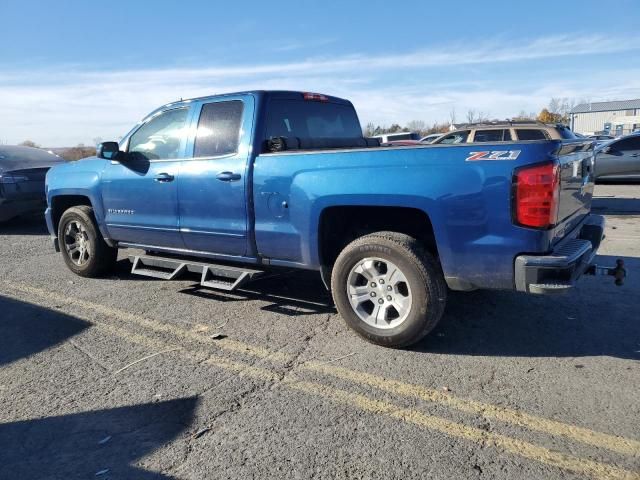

left=513, top=162, right=560, bottom=229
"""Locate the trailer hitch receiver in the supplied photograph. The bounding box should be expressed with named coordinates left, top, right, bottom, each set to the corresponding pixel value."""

left=585, top=259, right=626, bottom=286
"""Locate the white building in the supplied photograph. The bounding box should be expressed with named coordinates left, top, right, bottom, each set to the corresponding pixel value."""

left=570, top=99, right=640, bottom=136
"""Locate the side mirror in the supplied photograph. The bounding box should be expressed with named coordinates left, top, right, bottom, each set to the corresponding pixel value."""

left=97, top=141, right=121, bottom=160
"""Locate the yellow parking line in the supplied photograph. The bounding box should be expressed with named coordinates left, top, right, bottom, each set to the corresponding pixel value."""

left=305, top=363, right=640, bottom=458
left=2, top=284, right=639, bottom=479
left=287, top=381, right=640, bottom=480
left=0, top=281, right=291, bottom=363
left=2, top=281, right=638, bottom=459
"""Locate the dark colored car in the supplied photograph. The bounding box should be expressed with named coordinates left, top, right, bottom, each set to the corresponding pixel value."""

left=594, top=134, right=640, bottom=181
left=0, top=146, right=64, bottom=222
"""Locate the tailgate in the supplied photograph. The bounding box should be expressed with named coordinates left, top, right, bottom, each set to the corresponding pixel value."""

left=551, top=140, right=595, bottom=245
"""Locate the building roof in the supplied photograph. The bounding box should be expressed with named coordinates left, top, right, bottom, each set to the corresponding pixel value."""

left=571, top=99, right=640, bottom=114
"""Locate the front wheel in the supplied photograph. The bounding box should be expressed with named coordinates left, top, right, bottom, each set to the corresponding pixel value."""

left=58, top=206, right=117, bottom=277
left=331, top=231, right=447, bottom=348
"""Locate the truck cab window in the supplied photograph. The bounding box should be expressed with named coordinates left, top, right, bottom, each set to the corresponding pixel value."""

left=265, top=100, right=362, bottom=140
left=194, top=101, right=244, bottom=157
left=128, top=108, right=188, bottom=160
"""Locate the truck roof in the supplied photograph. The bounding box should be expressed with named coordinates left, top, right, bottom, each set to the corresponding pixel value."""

left=162, top=90, right=353, bottom=109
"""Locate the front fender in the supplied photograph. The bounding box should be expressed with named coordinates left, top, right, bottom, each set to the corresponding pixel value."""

left=46, top=158, right=109, bottom=237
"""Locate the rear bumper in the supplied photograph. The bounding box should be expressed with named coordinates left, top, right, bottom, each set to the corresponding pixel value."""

left=515, top=214, right=604, bottom=294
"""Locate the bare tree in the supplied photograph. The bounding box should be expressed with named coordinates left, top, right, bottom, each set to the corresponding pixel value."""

left=476, top=111, right=490, bottom=122
left=363, top=122, right=376, bottom=137
left=19, top=140, right=39, bottom=148
left=548, top=98, right=562, bottom=115
left=513, top=110, right=534, bottom=121
left=406, top=120, right=426, bottom=135
left=466, top=109, right=477, bottom=123
left=449, top=107, right=457, bottom=127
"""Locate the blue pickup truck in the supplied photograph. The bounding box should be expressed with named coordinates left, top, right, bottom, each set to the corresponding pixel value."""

left=45, top=90, right=614, bottom=347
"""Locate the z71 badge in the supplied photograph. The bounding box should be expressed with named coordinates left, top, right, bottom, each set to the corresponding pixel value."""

left=466, top=150, right=521, bottom=161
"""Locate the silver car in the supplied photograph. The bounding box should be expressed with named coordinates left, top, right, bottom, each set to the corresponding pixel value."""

left=595, top=134, right=640, bottom=181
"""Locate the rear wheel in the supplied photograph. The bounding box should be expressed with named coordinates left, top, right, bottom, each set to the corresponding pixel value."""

left=331, top=231, right=447, bottom=348
left=58, top=206, right=117, bottom=277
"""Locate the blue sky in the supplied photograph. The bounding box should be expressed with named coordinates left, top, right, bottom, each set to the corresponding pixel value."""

left=1, top=0, right=640, bottom=146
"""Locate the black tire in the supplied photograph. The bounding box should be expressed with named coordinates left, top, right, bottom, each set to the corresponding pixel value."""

left=58, top=206, right=117, bottom=277
left=331, top=231, right=447, bottom=348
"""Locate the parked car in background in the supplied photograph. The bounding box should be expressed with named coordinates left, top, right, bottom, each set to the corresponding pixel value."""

left=382, top=133, right=445, bottom=146
left=431, top=121, right=576, bottom=144
left=0, top=146, right=64, bottom=222
left=420, top=133, right=443, bottom=143
left=371, top=132, right=420, bottom=143
left=384, top=140, right=422, bottom=146
left=588, top=134, right=615, bottom=141
left=594, top=133, right=640, bottom=181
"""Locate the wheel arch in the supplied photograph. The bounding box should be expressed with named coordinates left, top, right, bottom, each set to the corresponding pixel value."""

left=50, top=195, right=93, bottom=235
left=317, top=205, right=440, bottom=287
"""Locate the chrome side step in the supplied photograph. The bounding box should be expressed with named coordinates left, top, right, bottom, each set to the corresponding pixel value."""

left=130, top=255, right=263, bottom=291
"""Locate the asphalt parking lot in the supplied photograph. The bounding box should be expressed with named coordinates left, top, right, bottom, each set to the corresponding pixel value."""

left=0, top=184, right=638, bottom=480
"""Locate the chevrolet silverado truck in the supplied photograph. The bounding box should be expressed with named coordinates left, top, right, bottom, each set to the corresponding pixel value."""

left=45, top=90, right=619, bottom=347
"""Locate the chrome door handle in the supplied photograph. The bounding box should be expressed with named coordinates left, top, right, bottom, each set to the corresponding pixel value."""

left=154, top=172, right=174, bottom=182
left=216, top=171, right=241, bottom=182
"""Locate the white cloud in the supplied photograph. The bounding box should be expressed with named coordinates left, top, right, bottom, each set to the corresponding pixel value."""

left=1, top=34, right=639, bottom=146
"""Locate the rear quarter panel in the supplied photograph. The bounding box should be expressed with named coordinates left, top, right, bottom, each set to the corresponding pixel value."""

left=253, top=141, right=563, bottom=290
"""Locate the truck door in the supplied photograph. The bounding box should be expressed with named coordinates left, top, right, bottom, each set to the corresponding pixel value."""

left=178, top=96, right=254, bottom=256
left=101, top=107, right=190, bottom=248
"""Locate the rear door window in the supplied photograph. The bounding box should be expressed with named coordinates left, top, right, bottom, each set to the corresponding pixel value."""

left=436, top=131, right=470, bottom=144
left=265, top=100, right=362, bottom=139
left=473, top=129, right=511, bottom=142
left=516, top=129, right=549, bottom=140
left=193, top=101, right=244, bottom=158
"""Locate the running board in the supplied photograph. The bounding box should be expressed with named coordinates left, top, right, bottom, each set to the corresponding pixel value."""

left=129, top=255, right=263, bottom=291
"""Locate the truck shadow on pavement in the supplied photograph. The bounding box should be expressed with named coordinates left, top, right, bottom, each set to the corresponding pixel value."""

left=0, top=397, right=198, bottom=479
left=0, top=295, right=198, bottom=479
left=178, top=270, right=337, bottom=317
left=417, top=254, right=639, bottom=360
left=0, top=295, right=90, bottom=367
